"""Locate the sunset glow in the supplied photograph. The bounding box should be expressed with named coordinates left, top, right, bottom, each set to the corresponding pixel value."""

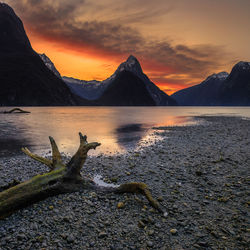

left=4, top=0, right=250, bottom=94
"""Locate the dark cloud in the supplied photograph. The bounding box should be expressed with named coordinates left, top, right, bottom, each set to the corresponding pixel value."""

left=4, top=0, right=230, bottom=83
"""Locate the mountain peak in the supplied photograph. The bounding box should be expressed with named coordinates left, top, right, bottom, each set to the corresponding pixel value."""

left=207, top=71, right=229, bottom=81
left=116, top=55, right=143, bottom=75
left=126, top=55, right=138, bottom=63
left=0, top=2, right=12, bottom=11
left=234, top=61, right=250, bottom=70
left=0, top=3, right=20, bottom=22
left=0, top=2, right=32, bottom=51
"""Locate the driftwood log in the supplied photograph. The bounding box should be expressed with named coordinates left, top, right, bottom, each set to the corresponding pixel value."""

left=3, top=108, right=30, bottom=114
left=0, top=133, right=162, bottom=219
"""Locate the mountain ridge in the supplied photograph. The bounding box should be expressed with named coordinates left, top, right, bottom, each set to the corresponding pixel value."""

left=0, top=3, right=78, bottom=106
left=172, top=61, right=250, bottom=106
left=62, top=54, right=177, bottom=106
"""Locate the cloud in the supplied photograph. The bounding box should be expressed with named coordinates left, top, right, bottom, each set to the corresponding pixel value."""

left=4, top=0, right=231, bottom=87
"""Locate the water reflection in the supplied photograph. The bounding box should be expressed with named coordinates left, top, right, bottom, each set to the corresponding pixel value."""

left=115, top=123, right=149, bottom=150
left=0, top=106, right=249, bottom=157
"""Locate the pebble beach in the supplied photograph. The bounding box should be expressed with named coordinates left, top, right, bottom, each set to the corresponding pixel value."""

left=0, top=116, right=249, bottom=249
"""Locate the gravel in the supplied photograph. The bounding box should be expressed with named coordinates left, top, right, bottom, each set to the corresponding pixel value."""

left=0, top=116, right=249, bottom=249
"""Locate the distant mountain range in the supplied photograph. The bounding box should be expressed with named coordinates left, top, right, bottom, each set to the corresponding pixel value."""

left=41, top=54, right=177, bottom=106
left=172, top=62, right=250, bottom=106
left=0, top=3, right=249, bottom=106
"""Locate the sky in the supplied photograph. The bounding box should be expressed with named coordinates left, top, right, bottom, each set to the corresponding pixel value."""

left=4, top=0, right=250, bottom=94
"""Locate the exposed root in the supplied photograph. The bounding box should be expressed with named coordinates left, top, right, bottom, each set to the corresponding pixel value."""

left=116, top=182, right=163, bottom=213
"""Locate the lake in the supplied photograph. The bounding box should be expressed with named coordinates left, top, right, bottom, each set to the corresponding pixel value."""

left=0, top=107, right=249, bottom=157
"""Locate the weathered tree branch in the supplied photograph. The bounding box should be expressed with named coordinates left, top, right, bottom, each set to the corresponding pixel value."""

left=0, top=133, right=163, bottom=219
left=3, top=108, right=30, bottom=114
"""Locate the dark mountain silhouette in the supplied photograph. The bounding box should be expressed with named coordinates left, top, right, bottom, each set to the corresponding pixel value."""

left=93, top=70, right=156, bottom=106
left=171, top=72, right=228, bottom=106
left=218, top=62, right=250, bottom=105
left=172, top=61, right=250, bottom=106
left=0, top=3, right=78, bottom=106
left=108, top=55, right=176, bottom=105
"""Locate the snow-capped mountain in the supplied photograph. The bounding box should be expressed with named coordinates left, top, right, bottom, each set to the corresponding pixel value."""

left=172, top=61, right=250, bottom=106
left=172, top=71, right=229, bottom=106
left=63, top=77, right=108, bottom=100
left=63, top=55, right=177, bottom=105
left=218, top=61, right=250, bottom=105
left=39, top=53, right=61, bottom=78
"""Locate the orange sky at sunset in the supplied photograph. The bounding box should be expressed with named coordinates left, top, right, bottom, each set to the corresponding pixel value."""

left=4, top=0, right=250, bottom=95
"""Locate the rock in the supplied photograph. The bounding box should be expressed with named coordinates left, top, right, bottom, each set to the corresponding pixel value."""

left=138, top=220, right=146, bottom=228
left=66, top=235, right=74, bottom=243
left=148, top=230, right=155, bottom=236
left=17, top=233, right=26, bottom=241
left=157, top=196, right=164, bottom=201
left=89, top=192, right=97, bottom=198
left=31, top=223, right=38, bottom=230
left=63, top=216, right=71, bottom=223
left=148, top=216, right=154, bottom=224
left=195, top=170, right=203, bottom=176
left=110, top=177, right=118, bottom=183
left=117, top=202, right=125, bottom=209
left=147, top=241, right=154, bottom=247
left=163, top=212, right=168, bottom=217
left=198, top=241, right=209, bottom=247
left=155, top=223, right=161, bottom=229
left=98, top=231, right=107, bottom=238
left=170, top=229, right=178, bottom=235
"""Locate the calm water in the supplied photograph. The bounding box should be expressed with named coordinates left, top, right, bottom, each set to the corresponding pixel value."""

left=0, top=107, right=249, bottom=157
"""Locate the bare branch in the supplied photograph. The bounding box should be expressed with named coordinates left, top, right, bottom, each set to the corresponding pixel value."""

left=49, top=136, right=62, bottom=167
left=79, top=132, right=87, bottom=145
left=21, top=147, right=53, bottom=170
left=66, top=133, right=101, bottom=178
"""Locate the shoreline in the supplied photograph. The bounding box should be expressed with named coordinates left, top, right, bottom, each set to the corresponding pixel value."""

left=0, top=116, right=249, bottom=249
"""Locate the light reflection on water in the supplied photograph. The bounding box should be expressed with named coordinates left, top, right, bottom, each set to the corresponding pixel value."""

left=0, top=106, right=249, bottom=157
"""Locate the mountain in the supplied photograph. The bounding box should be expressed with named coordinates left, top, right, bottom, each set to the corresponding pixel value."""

left=172, top=61, right=250, bottom=106
left=112, top=55, right=176, bottom=105
left=63, top=77, right=107, bottom=100
left=171, top=72, right=229, bottom=106
left=94, top=70, right=156, bottom=106
left=64, top=55, right=177, bottom=106
left=218, top=62, right=250, bottom=105
left=0, top=3, right=77, bottom=106
left=39, top=53, right=61, bottom=79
